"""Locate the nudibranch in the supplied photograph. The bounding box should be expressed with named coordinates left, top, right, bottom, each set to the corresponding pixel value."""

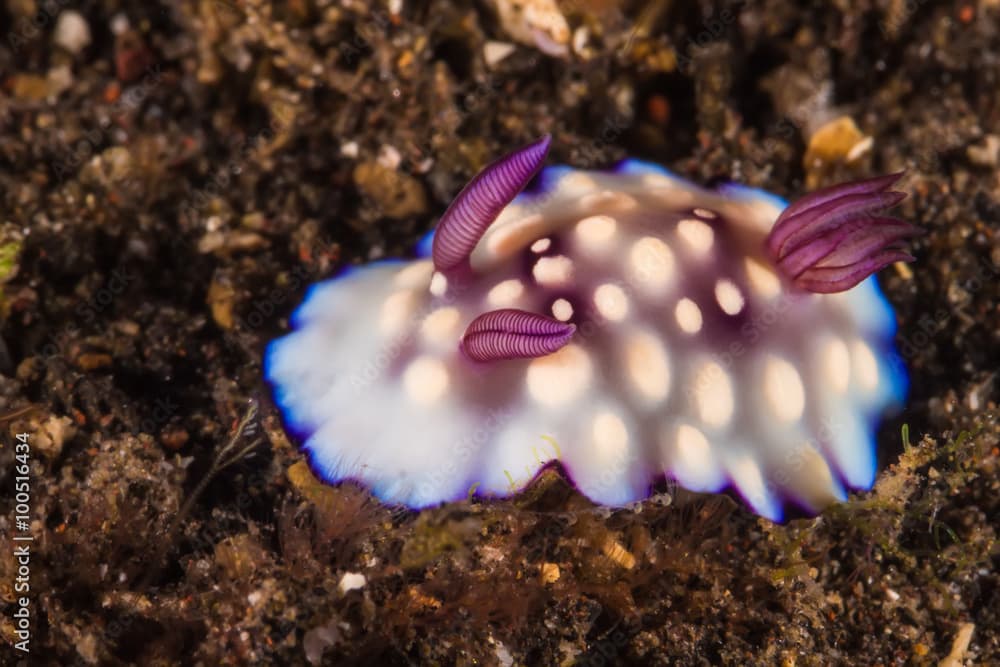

left=265, top=136, right=919, bottom=521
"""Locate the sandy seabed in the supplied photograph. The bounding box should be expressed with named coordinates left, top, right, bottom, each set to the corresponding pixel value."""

left=1, top=1, right=998, bottom=665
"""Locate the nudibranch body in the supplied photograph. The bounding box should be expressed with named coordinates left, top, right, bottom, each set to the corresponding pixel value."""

left=266, top=136, right=917, bottom=521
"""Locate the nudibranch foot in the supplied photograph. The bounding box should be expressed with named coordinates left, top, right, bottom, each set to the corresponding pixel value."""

left=265, top=138, right=917, bottom=522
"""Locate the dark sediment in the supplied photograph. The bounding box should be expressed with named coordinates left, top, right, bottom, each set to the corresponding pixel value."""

left=1, top=1, right=998, bottom=665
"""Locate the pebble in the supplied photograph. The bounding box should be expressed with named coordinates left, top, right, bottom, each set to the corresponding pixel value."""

left=206, top=276, right=236, bottom=329
left=376, top=144, right=402, bottom=170
left=75, top=352, right=113, bottom=370
left=110, top=13, right=130, bottom=36
left=53, top=11, right=91, bottom=55
left=572, top=26, right=591, bottom=58
left=34, top=415, right=76, bottom=460
left=601, top=537, right=636, bottom=569
left=160, top=427, right=190, bottom=451
left=966, top=134, right=999, bottom=167
left=338, top=572, right=366, bottom=594
left=484, top=41, right=517, bottom=67
left=803, top=115, right=872, bottom=188
left=352, top=161, right=428, bottom=219
left=340, top=141, right=359, bottom=158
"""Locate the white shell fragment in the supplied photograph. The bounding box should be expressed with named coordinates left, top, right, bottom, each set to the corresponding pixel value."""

left=491, top=0, right=571, bottom=58
left=53, top=11, right=92, bottom=55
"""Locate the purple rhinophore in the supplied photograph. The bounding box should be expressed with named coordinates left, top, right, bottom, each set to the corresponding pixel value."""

left=766, top=173, right=920, bottom=294
left=461, top=308, right=575, bottom=362
left=432, top=135, right=552, bottom=276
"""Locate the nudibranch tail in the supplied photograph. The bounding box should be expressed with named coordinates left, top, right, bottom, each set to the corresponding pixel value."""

left=766, top=173, right=920, bottom=293
left=461, top=308, right=575, bottom=362
left=432, top=134, right=552, bottom=275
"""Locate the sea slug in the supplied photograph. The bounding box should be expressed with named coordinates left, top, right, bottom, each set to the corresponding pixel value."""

left=265, top=136, right=918, bottom=520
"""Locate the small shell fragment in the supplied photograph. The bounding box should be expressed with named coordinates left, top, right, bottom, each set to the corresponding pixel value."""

left=484, top=41, right=518, bottom=67
left=492, top=0, right=571, bottom=57
left=539, top=562, right=560, bottom=584
left=601, top=537, right=636, bottom=570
